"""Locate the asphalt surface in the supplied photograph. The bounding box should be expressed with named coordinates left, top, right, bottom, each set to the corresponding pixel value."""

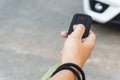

left=0, top=0, right=120, bottom=80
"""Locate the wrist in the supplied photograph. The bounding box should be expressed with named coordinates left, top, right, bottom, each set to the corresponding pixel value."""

left=61, top=61, right=84, bottom=68
left=50, top=63, right=85, bottom=80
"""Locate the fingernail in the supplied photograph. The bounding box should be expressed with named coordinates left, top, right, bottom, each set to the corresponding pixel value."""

left=73, top=25, right=77, bottom=29
left=76, top=24, right=85, bottom=30
left=77, top=24, right=84, bottom=27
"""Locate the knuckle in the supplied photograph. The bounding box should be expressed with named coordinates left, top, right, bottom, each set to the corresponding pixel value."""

left=68, top=33, right=78, bottom=39
left=71, top=34, right=80, bottom=39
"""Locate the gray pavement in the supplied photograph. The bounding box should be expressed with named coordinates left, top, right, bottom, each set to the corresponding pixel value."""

left=0, top=0, right=120, bottom=80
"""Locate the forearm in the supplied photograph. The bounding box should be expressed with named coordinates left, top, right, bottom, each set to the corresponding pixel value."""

left=49, top=70, right=76, bottom=80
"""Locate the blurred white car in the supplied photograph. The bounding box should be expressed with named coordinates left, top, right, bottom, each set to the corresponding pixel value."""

left=83, top=0, right=120, bottom=24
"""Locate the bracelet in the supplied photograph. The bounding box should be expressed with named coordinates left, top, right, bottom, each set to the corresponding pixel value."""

left=51, top=63, right=85, bottom=80
left=51, top=66, right=81, bottom=80
left=59, top=63, right=85, bottom=80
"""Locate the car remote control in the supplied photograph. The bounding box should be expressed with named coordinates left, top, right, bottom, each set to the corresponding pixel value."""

left=68, top=14, right=92, bottom=38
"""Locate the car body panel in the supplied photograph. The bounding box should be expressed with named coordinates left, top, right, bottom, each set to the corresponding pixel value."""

left=83, top=0, right=120, bottom=23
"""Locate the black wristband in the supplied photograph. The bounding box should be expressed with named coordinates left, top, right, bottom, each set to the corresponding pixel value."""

left=51, top=66, right=81, bottom=80
left=59, top=63, right=85, bottom=80
left=50, top=63, right=85, bottom=80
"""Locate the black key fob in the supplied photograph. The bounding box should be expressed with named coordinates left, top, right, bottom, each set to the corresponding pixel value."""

left=68, top=14, right=92, bottom=38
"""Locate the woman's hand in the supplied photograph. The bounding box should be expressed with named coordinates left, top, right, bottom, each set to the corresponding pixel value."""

left=61, top=24, right=96, bottom=67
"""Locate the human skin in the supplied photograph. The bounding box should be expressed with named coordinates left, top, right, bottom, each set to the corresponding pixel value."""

left=50, top=24, right=96, bottom=80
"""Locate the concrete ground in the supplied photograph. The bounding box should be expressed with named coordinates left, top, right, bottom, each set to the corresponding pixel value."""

left=0, top=0, right=120, bottom=80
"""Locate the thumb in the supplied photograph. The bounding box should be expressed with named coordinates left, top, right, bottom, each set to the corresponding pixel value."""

left=70, top=24, right=85, bottom=39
